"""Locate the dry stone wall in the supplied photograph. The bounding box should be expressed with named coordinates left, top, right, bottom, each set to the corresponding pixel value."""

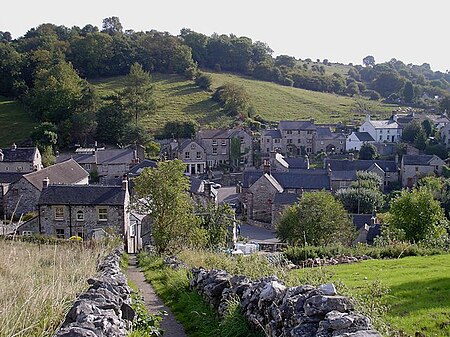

left=190, top=268, right=382, bottom=337
left=54, top=248, right=134, bottom=337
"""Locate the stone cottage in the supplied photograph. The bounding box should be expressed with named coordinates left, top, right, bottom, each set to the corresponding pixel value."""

left=37, top=181, right=131, bottom=248
left=0, top=144, right=43, bottom=173
left=3, top=159, right=89, bottom=217
left=401, top=154, right=446, bottom=187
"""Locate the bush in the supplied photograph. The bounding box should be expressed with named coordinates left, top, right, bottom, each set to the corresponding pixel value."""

left=195, top=73, right=212, bottom=91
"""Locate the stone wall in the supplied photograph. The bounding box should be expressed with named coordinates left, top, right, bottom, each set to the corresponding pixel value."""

left=190, top=268, right=382, bottom=337
left=54, top=248, right=134, bottom=337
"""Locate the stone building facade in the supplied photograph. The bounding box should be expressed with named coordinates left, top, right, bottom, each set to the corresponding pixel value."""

left=401, top=154, right=445, bottom=187
left=0, top=145, right=42, bottom=173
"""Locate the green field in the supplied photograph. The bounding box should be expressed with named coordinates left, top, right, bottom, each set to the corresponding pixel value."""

left=294, top=255, right=450, bottom=336
left=0, top=96, right=36, bottom=147
left=91, top=71, right=400, bottom=133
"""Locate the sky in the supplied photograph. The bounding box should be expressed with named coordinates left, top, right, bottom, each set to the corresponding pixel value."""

left=1, top=0, right=449, bottom=72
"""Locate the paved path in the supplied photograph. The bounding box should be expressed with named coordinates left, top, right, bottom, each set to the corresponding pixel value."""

left=127, top=255, right=187, bottom=337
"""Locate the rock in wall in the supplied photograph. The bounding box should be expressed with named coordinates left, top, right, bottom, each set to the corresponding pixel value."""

left=190, top=268, right=382, bottom=337
left=53, top=248, right=134, bottom=337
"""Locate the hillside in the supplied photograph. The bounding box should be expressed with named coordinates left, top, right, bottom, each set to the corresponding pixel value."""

left=91, top=71, right=401, bottom=133
left=0, top=97, right=36, bottom=147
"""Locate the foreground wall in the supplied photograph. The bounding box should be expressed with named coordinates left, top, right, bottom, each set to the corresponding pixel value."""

left=53, top=249, right=134, bottom=337
left=190, top=268, right=382, bottom=337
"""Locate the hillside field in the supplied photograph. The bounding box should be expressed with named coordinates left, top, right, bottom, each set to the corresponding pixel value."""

left=91, top=71, right=400, bottom=133
left=294, top=254, right=450, bottom=337
left=0, top=96, right=36, bottom=147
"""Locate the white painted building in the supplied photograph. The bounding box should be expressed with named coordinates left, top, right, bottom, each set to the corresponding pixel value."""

left=359, top=115, right=402, bottom=143
left=346, top=132, right=375, bottom=151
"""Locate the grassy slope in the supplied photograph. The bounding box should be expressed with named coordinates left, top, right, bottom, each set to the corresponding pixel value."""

left=91, top=71, right=399, bottom=133
left=295, top=255, right=450, bottom=336
left=0, top=96, right=35, bottom=147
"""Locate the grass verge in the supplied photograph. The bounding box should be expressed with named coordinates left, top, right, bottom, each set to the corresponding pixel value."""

left=137, top=252, right=262, bottom=337
left=0, top=239, right=111, bottom=337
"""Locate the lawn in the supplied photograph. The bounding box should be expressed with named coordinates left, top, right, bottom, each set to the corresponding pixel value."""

left=0, top=96, right=36, bottom=147
left=91, top=71, right=400, bottom=134
left=294, top=255, right=450, bottom=337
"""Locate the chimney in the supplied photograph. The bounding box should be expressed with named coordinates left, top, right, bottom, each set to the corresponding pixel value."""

left=122, top=175, right=128, bottom=191
left=94, top=140, right=98, bottom=150
left=42, top=177, right=50, bottom=189
left=310, top=118, right=315, bottom=125
left=0, top=149, right=3, bottom=162
left=391, top=114, right=398, bottom=122
left=263, top=160, right=271, bottom=175
left=349, top=153, right=354, bottom=161
left=11, top=143, right=17, bottom=151
left=365, top=115, right=371, bottom=122
left=305, top=155, right=310, bottom=169
left=203, top=181, right=212, bottom=201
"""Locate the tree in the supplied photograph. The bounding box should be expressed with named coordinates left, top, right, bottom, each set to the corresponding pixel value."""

left=196, top=203, right=235, bottom=248
left=363, top=55, right=375, bottom=67
left=402, top=120, right=423, bottom=142
left=102, top=17, right=123, bottom=35
left=96, top=94, right=131, bottom=144
left=31, top=122, right=58, bottom=147
left=372, top=71, right=405, bottom=98
left=132, top=160, right=204, bottom=254
left=359, top=143, right=378, bottom=160
left=387, top=188, right=448, bottom=242
left=403, top=81, right=414, bottom=103
left=414, top=127, right=427, bottom=150
left=421, top=119, right=434, bottom=137
left=439, top=96, right=450, bottom=113
left=276, top=191, right=354, bottom=246
left=346, top=82, right=360, bottom=96
left=213, top=83, right=250, bottom=116
left=195, top=73, right=212, bottom=90
left=120, top=62, right=156, bottom=126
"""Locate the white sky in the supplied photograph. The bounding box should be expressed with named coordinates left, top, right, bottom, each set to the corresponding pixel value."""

left=2, top=0, right=449, bottom=71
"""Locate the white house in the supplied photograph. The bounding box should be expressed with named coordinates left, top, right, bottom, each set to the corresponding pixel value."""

left=346, top=132, right=375, bottom=151
left=359, top=115, right=402, bottom=143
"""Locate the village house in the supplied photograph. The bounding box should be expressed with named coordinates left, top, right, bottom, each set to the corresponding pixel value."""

left=359, top=115, right=402, bottom=143
left=268, top=152, right=309, bottom=172
left=168, top=139, right=207, bottom=175
left=57, top=146, right=143, bottom=184
left=197, top=129, right=253, bottom=170
left=401, top=154, right=445, bottom=187
left=36, top=180, right=133, bottom=249
left=324, top=157, right=399, bottom=191
left=0, top=144, right=42, bottom=173
left=261, top=121, right=345, bottom=157
left=189, top=177, right=218, bottom=206
left=346, top=132, right=375, bottom=151
left=3, top=159, right=89, bottom=218
left=240, top=164, right=331, bottom=227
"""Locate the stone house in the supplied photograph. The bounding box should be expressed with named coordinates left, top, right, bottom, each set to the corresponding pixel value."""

left=314, top=127, right=346, bottom=154
left=57, top=147, right=142, bottom=184
left=352, top=214, right=381, bottom=245
left=0, top=144, right=43, bottom=173
left=3, top=159, right=89, bottom=217
left=359, top=115, right=402, bottom=143
left=172, top=139, right=207, bottom=175
left=240, top=165, right=331, bottom=226
left=37, top=181, right=131, bottom=250
left=189, top=177, right=218, bottom=206
left=346, top=132, right=375, bottom=151
left=261, top=130, right=282, bottom=155
left=268, top=152, right=309, bottom=172
left=197, top=129, right=253, bottom=170
left=401, top=154, right=445, bottom=187
left=324, top=158, right=399, bottom=191
left=0, top=172, right=23, bottom=216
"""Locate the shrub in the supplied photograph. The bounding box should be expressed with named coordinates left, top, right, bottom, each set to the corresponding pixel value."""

left=195, top=73, right=212, bottom=90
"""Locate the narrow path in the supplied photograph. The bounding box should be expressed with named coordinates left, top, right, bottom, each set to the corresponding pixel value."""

left=127, top=255, right=188, bottom=337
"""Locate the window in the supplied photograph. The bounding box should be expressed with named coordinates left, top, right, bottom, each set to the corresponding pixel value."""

left=240, top=137, right=244, bottom=143
left=379, top=135, right=382, bottom=140
left=266, top=139, right=270, bottom=142
left=76, top=210, right=84, bottom=221
left=22, top=231, right=33, bottom=236
left=275, top=139, right=280, bottom=143
left=54, top=206, right=64, bottom=220
left=16, top=166, right=24, bottom=171
left=307, top=139, right=312, bottom=143
left=196, top=152, right=202, bottom=159
left=298, top=139, right=301, bottom=144
left=184, top=152, right=190, bottom=159
left=307, top=130, right=313, bottom=135
left=221, top=141, right=226, bottom=146
left=287, top=130, right=292, bottom=134
left=320, top=141, right=324, bottom=145
left=98, top=208, right=108, bottom=221
left=56, top=228, right=65, bottom=239
left=307, top=147, right=312, bottom=153
left=76, top=231, right=84, bottom=239
left=435, top=165, right=439, bottom=170
left=191, top=143, right=196, bottom=149
left=387, top=130, right=390, bottom=134
left=85, top=164, right=91, bottom=170
left=212, top=147, right=217, bottom=155
left=287, top=139, right=293, bottom=144
left=415, top=167, right=419, bottom=172
left=212, top=140, right=218, bottom=146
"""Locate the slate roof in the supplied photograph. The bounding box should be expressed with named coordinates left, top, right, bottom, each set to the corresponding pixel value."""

left=368, top=120, right=399, bottom=129
left=39, top=185, right=126, bottom=205
left=284, top=157, right=309, bottom=169
left=330, top=170, right=358, bottom=181
left=402, top=154, right=444, bottom=166
left=57, top=148, right=137, bottom=166
left=263, top=173, right=284, bottom=193
left=279, top=120, right=317, bottom=130
left=354, top=132, right=375, bottom=142
left=242, top=169, right=330, bottom=190
left=262, top=129, right=282, bottom=138
left=0, top=147, right=37, bottom=162
left=127, top=159, right=158, bottom=176
left=242, top=170, right=264, bottom=188
left=23, top=159, right=88, bottom=191
left=0, top=172, right=24, bottom=184
left=325, top=159, right=398, bottom=173
left=273, top=192, right=300, bottom=205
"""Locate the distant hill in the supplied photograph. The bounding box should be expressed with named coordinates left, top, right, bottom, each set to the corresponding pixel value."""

left=91, top=71, right=400, bottom=133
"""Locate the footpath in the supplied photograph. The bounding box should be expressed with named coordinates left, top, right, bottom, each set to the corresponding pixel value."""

left=127, top=255, right=187, bottom=337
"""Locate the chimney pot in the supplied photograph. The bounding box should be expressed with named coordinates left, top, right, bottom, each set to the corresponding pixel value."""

left=43, top=177, right=50, bottom=189
left=263, top=160, right=271, bottom=175
left=122, top=175, right=128, bottom=191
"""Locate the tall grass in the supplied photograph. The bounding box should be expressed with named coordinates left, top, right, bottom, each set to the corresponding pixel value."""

left=0, top=239, right=112, bottom=337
